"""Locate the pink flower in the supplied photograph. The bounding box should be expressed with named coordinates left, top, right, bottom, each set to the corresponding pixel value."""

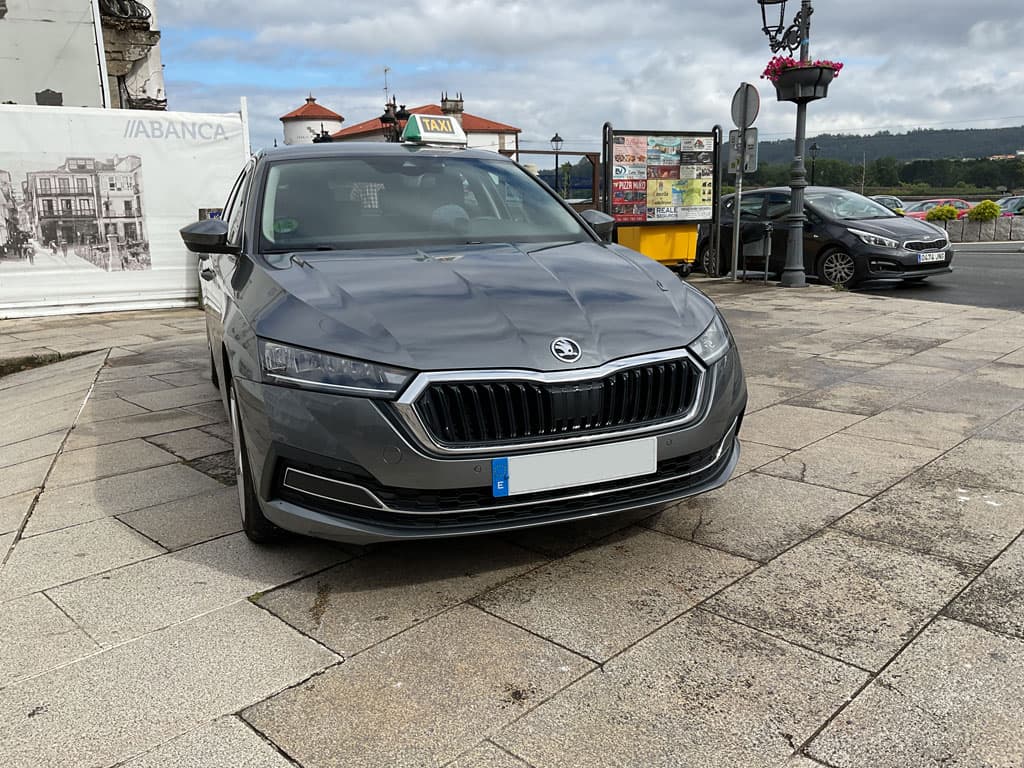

left=761, top=55, right=844, bottom=83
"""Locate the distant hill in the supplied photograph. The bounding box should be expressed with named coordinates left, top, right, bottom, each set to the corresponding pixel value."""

left=756, top=125, right=1024, bottom=164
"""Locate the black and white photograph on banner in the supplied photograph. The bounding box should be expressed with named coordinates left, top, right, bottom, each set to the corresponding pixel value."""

left=0, top=153, right=151, bottom=272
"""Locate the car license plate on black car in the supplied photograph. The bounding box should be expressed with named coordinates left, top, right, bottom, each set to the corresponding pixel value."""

left=491, top=438, right=657, bottom=497
left=918, top=252, right=945, bottom=263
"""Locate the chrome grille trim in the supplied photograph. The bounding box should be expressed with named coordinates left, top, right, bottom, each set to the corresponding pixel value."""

left=392, top=348, right=710, bottom=456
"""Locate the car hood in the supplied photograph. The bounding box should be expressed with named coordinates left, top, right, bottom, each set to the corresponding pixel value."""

left=843, top=215, right=946, bottom=239
left=249, top=241, right=717, bottom=371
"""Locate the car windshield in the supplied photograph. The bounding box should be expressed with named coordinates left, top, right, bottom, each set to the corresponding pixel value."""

left=805, top=188, right=898, bottom=220
left=259, top=154, right=590, bottom=252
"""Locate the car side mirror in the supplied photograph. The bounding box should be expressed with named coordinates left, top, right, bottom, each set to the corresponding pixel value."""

left=580, top=209, right=615, bottom=240
left=180, top=219, right=238, bottom=255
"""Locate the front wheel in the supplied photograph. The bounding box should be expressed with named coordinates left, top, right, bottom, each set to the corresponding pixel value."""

left=817, top=249, right=859, bottom=288
left=229, top=382, right=283, bottom=544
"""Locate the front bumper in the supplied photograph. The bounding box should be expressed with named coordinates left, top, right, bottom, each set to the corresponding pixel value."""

left=233, top=348, right=746, bottom=544
left=863, top=246, right=954, bottom=280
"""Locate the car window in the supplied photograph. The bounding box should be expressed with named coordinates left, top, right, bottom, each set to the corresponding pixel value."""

left=806, top=188, right=898, bottom=220
left=765, top=192, right=790, bottom=219
left=737, top=193, right=764, bottom=218
left=220, top=168, right=247, bottom=225
left=226, top=162, right=254, bottom=247
left=953, top=201, right=969, bottom=210
left=258, top=154, right=589, bottom=252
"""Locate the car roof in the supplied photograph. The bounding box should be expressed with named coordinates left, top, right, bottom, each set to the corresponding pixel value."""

left=255, top=142, right=507, bottom=163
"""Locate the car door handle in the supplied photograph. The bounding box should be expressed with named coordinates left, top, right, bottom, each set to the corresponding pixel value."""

left=200, top=267, right=216, bottom=281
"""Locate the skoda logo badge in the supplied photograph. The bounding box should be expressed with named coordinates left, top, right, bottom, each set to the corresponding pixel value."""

left=550, top=337, right=582, bottom=363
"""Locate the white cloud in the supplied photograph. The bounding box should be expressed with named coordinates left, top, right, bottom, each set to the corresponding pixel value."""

left=159, top=0, right=1024, bottom=152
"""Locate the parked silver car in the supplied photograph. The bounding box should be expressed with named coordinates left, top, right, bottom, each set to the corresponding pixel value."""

left=181, top=138, right=747, bottom=544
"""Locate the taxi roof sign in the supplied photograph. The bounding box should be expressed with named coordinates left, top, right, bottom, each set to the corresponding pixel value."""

left=401, top=113, right=468, bottom=146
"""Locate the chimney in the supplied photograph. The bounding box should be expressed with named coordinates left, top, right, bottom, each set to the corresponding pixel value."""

left=440, top=91, right=464, bottom=126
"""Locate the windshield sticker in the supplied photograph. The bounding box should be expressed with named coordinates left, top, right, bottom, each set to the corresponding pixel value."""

left=273, top=217, right=298, bottom=234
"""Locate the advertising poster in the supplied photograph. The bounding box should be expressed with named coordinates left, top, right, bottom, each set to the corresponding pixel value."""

left=608, top=131, right=716, bottom=224
left=0, top=104, right=247, bottom=316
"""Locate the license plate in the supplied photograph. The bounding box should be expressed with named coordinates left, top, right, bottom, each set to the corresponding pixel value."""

left=492, top=438, right=657, bottom=497
left=918, top=251, right=945, bottom=263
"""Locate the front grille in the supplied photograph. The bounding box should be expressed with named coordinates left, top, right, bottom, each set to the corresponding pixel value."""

left=414, top=358, right=700, bottom=447
left=903, top=239, right=946, bottom=252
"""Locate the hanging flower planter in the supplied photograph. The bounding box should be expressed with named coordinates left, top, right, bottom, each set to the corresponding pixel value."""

left=762, top=56, right=843, bottom=104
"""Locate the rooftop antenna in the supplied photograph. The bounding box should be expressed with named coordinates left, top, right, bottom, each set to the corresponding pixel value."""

left=383, top=66, right=391, bottom=104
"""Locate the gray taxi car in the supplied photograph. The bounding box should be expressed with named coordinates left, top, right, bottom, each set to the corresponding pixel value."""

left=180, top=123, right=746, bottom=544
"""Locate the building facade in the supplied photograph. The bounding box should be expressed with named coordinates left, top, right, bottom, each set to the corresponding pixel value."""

left=22, top=155, right=145, bottom=247
left=0, top=0, right=165, bottom=109
left=280, top=96, right=344, bottom=145
left=332, top=95, right=520, bottom=154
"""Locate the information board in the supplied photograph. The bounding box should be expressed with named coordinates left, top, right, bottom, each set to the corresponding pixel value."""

left=606, top=131, right=717, bottom=224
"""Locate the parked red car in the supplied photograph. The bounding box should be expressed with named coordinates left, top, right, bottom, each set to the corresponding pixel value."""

left=902, top=198, right=973, bottom=220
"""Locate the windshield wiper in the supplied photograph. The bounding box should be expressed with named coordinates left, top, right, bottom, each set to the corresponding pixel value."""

left=526, top=240, right=580, bottom=254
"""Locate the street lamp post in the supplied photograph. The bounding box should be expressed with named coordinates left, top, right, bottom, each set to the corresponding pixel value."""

left=550, top=133, right=563, bottom=195
left=758, top=0, right=815, bottom=288
left=809, top=142, right=820, bottom=185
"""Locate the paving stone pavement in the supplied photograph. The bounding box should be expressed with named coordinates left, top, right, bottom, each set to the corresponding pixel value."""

left=0, top=282, right=1022, bottom=768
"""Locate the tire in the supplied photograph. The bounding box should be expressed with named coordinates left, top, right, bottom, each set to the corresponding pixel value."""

left=229, top=382, right=283, bottom=544
left=817, top=248, right=859, bottom=288
left=698, top=242, right=718, bottom=276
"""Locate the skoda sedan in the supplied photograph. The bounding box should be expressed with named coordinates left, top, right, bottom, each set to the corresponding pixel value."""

left=181, top=142, right=746, bottom=544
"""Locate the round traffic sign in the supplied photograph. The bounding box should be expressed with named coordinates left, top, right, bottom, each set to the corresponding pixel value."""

left=731, top=83, right=760, bottom=130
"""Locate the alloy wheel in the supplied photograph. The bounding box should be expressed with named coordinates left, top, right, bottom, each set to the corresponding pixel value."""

left=821, top=251, right=856, bottom=286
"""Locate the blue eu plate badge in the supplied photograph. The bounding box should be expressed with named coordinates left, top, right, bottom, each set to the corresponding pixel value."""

left=492, top=457, right=510, bottom=497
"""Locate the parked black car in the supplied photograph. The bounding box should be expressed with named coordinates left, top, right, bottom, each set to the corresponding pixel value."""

left=698, top=186, right=954, bottom=288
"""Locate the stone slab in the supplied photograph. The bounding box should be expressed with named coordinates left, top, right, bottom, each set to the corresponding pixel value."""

left=46, top=438, right=178, bottom=489
left=26, top=463, right=223, bottom=536
left=836, top=477, right=1024, bottom=568
left=495, top=610, right=866, bottom=768
left=785, top=382, right=910, bottom=417
left=145, top=428, right=231, bottom=460
left=0, top=517, right=164, bottom=602
left=243, top=604, right=592, bottom=768
left=64, top=408, right=213, bottom=450
left=759, top=433, right=942, bottom=496
left=808, top=618, right=1024, bottom=768
left=0, top=601, right=338, bottom=768
left=901, top=345, right=1006, bottom=371
left=917, top=437, right=1024, bottom=495
left=744, top=383, right=805, bottom=413
left=258, top=536, right=541, bottom=657
left=851, top=362, right=962, bottom=391
left=501, top=506, right=661, bottom=558
left=151, top=370, right=214, bottom=388
left=977, top=408, right=1023, bottom=443
left=475, top=527, right=754, bottom=661
left=121, top=716, right=295, bottom=768
left=738, top=405, right=864, bottom=450
left=0, top=456, right=51, bottom=500
left=646, top=472, right=868, bottom=562
left=973, top=362, right=1024, bottom=390
left=0, top=432, right=65, bottom=471
left=118, top=485, right=241, bottom=550
left=49, top=531, right=349, bottom=646
left=75, top=396, right=148, bottom=424
left=733, top=439, right=789, bottom=476
left=945, top=535, right=1024, bottom=639
left=448, top=742, right=532, bottom=768
left=121, top=382, right=222, bottom=411
left=706, top=530, right=973, bottom=670
left=941, top=330, right=1024, bottom=355
left=842, top=406, right=984, bottom=450
left=0, top=490, right=34, bottom=536
left=0, top=592, right=98, bottom=687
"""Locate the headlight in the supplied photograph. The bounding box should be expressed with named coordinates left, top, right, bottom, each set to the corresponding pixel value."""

left=849, top=228, right=898, bottom=249
left=258, top=339, right=413, bottom=398
left=690, top=313, right=731, bottom=365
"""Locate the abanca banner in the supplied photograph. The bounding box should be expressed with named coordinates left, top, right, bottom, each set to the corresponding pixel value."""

left=0, top=104, right=247, bottom=316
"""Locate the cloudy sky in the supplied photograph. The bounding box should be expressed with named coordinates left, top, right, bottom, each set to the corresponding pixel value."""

left=158, top=0, right=1024, bottom=155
